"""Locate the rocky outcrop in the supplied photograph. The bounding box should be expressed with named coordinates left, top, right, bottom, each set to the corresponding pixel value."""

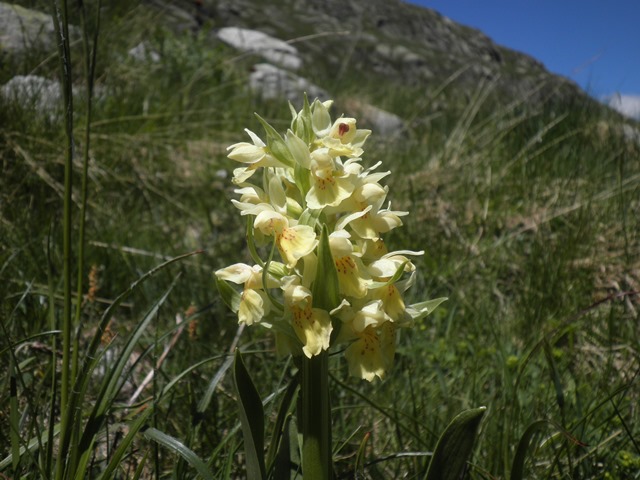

left=206, top=0, right=583, bottom=104
left=2, top=0, right=600, bottom=134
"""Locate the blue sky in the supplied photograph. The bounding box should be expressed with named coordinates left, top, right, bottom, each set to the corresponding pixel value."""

left=406, top=1, right=640, bottom=118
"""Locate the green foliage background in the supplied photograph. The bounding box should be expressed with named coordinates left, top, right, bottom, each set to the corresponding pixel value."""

left=1, top=1, right=639, bottom=478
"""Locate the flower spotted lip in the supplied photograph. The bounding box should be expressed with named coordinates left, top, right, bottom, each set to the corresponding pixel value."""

left=343, top=321, right=396, bottom=382
left=252, top=207, right=318, bottom=268
left=329, top=231, right=371, bottom=299
left=282, top=276, right=332, bottom=358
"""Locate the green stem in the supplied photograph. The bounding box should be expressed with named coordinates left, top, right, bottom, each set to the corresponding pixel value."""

left=46, top=234, right=58, bottom=477
left=51, top=0, right=74, bottom=477
left=300, top=351, right=333, bottom=480
left=72, top=0, right=101, bottom=392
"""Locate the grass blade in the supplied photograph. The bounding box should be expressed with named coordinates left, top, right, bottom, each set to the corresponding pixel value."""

left=266, top=375, right=299, bottom=471
left=9, top=359, right=20, bottom=474
left=95, top=407, right=153, bottom=480
left=143, top=427, right=214, bottom=480
left=425, top=406, right=486, bottom=480
left=510, top=420, right=550, bottom=480
left=74, top=275, right=181, bottom=477
left=233, top=349, right=267, bottom=480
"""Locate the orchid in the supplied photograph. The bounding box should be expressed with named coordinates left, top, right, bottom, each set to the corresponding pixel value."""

left=215, top=97, right=445, bottom=382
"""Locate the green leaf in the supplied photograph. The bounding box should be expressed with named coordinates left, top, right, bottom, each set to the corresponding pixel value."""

left=354, top=431, right=371, bottom=478
left=255, top=113, right=294, bottom=166
left=198, top=355, right=235, bottom=415
left=294, top=162, right=312, bottom=202
left=292, top=94, right=313, bottom=144
left=143, top=427, right=214, bottom=480
left=543, top=340, right=565, bottom=411
left=509, top=418, right=586, bottom=480
left=215, top=275, right=241, bottom=314
left=298, top=208, right=322, bottom=229
left=510, top=420, right=551, bottom=480
left=301, top=94, right=313, bottom=144
left=246, top=216, right=265, bottom=267
left=266, top=376, right=299, bottom=471
left=0, top=424, right=61, bottom=471
left=9, top=360, right=19, bottom=473
left=312, top=224, right=339, bottom=312
left=408, top=297, right=448, bottom=322
left=96, top=408, right=153, bottom=480
left=233, top=349, right=267, bottom=480
left=131, top=450, right=149, bottom=480
left=262, top=237, right=284, bottom=314
left=425, top=406, right=486, bottom=480
left=368, top=261, right=409, bottom=290
left=271, top=414, right=294, bottom=480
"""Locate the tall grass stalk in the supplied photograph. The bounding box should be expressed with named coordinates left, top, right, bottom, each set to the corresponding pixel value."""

left=72, top=0, right=101, bottom=389
left=50, top=1, right=75, bottom=477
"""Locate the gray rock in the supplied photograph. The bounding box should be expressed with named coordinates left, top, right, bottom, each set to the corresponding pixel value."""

left=1, top=75, right=61, bottom=119
left=128, top=42, right=161, bottom=63
left=0, top=2, right=77, bottom=54
left=344, top=99, right=406, bottom=137
left=249, top=63, right=328, bottom=106
left=622, top=124, right=640, bottom=144
left=217, top=27, right=302, bottom=70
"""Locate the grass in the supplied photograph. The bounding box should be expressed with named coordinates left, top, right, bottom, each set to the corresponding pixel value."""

left=1, top=1, right=639, bottom=478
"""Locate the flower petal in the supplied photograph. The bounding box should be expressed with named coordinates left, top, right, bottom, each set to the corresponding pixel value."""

left=372, top=284, right=405, bottom=321
left=334, top=255, right=370, bottom=298
left=215, top=263, right=255, bottom=284
left=227, top=142, right=265, bottom=164
left=254, top=209, right=288, bottom=236
left=344, top=328, right=386, bottom=381
left=238, top=288, right=269, bottom=325
left=290, top=304, right=332, bottom=358
left=306, top=172, right=354, bottom=209
left=277, top=225, right=317, bottom=267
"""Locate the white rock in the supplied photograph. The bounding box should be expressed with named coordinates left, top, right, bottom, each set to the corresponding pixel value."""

left=249, top=63, right=328, bottom=106
left=217, top=27, right=302, bottom=70
left=1, top=75, right=62, bottom=119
